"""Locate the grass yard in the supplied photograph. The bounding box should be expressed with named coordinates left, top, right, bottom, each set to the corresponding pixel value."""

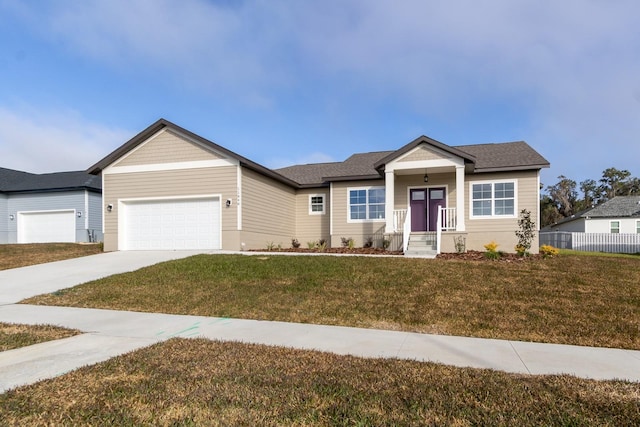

left=0, top=323, right=80, bottom=352
left=23, top=253, right=640, bottom=349
left=0, top=339, right=638, bottom=426
left=0, top=243, right=103, bottom=270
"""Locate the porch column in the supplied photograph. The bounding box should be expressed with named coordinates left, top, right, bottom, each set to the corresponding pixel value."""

left=385, top=170, right=395, bottom=232
left=456, top=166, right=465, bottom=231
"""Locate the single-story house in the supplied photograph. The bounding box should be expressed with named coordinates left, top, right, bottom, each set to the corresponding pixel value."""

left=0, top=167, right=102, bottom=244
left=87, top=118, right=550, bottom=254
left=543, top=196, right=640, bottom=234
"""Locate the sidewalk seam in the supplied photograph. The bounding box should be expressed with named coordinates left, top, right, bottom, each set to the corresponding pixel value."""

left=509, top=341, right=531, bottom=374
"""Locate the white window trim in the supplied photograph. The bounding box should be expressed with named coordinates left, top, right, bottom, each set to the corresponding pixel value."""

left=469, top=179, right=518, bottom=219
left=636, top=219, right=640, bottom=234
left=347, top=186, right=386, bottom=223
left=610, top=220, right=620, bottom=234
left=309, top=194, right=326, bottom=215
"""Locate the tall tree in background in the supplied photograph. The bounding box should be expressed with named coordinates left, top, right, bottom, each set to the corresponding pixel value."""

left=597, top=167, right=631, bottom=201
left=576, top=179, right=597, bottom=211
left=546, top=175, right=577, bottom=217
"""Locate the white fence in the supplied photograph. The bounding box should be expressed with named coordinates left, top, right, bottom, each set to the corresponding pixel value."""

left=539, top=231, right=640, bottom=254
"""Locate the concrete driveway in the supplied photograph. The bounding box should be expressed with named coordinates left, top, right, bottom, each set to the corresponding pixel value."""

left=0, top=250, right=215, bottom=304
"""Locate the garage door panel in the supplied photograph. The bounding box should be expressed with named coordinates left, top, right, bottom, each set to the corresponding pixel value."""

left=18, top=210, right=76, bottom=243
left=123, top=198, right=220, bottom=250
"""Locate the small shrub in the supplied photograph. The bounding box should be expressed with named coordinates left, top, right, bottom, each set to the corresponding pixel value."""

left=307, top=241, right=316, bottom=249
left=317, top=240, right=327, bottom=252
left=453, top=236, right=466, bottom=253
left=484, top=241, right=501, bottom=260
left=382, top=238, right=391, bottom=249
left=514, top=245, right=528, bottom=257
left=540, top=244, right=559, bottom=258
left=266, top=242, right=276, bottom=251
left=515, top=209, right=536, bottom=256
left=363, top=237, right=373, bottom=248
left=291, top=238, right=301, bottom=249
left=341, top=237, right=354, bottom=248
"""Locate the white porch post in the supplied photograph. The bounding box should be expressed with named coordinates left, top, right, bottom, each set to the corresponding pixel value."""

left=456, top=166, right=465, bottom=231
left=385, top=170, right=395, bottom=232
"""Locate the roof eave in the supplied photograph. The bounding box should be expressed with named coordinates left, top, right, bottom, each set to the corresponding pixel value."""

left=323, top=174, right=384, bottom=182
left=472, top=163, right=550, bottom=173
left=373, top=135, right=477, bottom=170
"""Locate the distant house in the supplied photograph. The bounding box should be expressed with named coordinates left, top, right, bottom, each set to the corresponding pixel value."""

left=543, top=196, right=640, bottom=234
left=88, top=118, right=550, bottom=254
left=0, top=167, right=102, bottom=244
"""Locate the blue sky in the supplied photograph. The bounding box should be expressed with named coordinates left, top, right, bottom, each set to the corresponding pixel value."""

left=1, top=0, right=639, bottom=189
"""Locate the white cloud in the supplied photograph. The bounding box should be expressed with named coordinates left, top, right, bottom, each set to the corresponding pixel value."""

left=0, top=107, right=131, bottom=173
left=3, top=0, right=640, bottom=181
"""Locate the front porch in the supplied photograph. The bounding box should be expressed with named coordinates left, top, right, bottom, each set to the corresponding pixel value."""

left=389, top=207, right=463, bottom=256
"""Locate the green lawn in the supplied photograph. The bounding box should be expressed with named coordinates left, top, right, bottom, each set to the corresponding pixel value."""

left=0, top=323, right=80, bottom=352
left=1, top=339, right=638, bottom=426
left=0, top=243, right=103, bottom=271
left=23, top=253, right=640, bottom=349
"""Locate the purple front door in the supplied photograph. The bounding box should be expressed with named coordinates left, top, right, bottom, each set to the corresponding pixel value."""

left=410, top=189, right=427, bottom=231
left=428, top=188, right=446, bottom=231
left=410, top=187, right=446, bottom=232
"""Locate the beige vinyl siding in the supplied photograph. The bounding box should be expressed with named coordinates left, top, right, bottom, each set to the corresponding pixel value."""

left=464, top=170, right=540, bottom=253
left=331, top=179, right=386, bottom=248
left=103, top=166, right=238, bottom=251
left=294, top=188, right=330, bottom=245
left=240, top=168, right=296, bottom=249
left=394, top=174, right=457, bottom=211
left=398, top=145, right=448, bottom=162
left=115, top=129, right=222, bottom=167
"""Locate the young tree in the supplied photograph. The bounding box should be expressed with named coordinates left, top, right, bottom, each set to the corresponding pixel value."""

left=515, top=209, right=536, bottom=255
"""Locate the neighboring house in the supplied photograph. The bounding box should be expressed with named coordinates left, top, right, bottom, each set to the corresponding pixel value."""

left=87, top=118, right=549, bottom=254
left=0, top=167, right=102, bottom=244
left=543, top=196, right=640, bottom=234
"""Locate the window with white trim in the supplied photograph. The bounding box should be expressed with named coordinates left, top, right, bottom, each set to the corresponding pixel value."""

left=470, top=180, right=516, bottom=218
left=610, top=220, right=620, bottom=234
left=309, top=194, right=325, bottom=215
left=348, top=187, right=385, bottom=221
left=637, top=220, right=640, bottom=234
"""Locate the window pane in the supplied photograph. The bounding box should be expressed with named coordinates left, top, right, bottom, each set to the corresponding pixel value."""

left=637, top=221, right=640, bottom=234
left=472, top=184, right=491, bottom=200
left=494, top=182, right=514, bottom=199
left=350, top=205, right=366, bottom=220
left=611, top=221, right=620, bottom=233
left=368, top=188, right=385, bottom=204
left=473, top=200, right=491, bottom=216
left=350, top=190, right=366, bottom=205
left=495, top=199, right=514, bottom=215
left=369, top=204, right=385, bottom=219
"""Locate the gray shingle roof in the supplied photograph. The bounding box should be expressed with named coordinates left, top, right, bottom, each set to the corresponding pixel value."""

left=276, top=141, right=549, bottom=186
left=0, top=167, right=101, bottom=193
left=457, top=141, right=550, bottom=171
left=581, top=196, right=640, bottom=218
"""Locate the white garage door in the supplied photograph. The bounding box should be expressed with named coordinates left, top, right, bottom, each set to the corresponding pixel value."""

left=18, top=210, right=76, bottom=243
left=122, top=198, right=220, bottom=250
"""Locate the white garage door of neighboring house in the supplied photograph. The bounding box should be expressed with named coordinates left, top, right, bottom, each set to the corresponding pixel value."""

left=18, top=210, right=76, bottom=243
left=122, top=197, right=220, bottom=250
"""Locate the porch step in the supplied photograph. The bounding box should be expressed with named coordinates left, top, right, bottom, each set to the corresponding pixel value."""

left=405, top=232, right=437, bottom=258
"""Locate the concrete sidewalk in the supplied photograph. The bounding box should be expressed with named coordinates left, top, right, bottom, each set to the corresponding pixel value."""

left=1, top=303, right=639, bottom=393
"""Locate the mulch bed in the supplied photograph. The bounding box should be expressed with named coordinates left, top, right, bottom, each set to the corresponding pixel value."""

left=250, top=248, right=540, bottom=261
left=250, top=247, right=403, bottom=255
left=436, top=250, right=541, bottom=262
